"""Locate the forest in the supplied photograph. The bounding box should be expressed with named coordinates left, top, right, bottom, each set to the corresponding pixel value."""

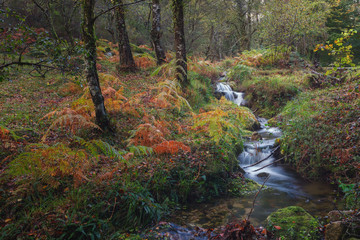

left=0, top=0, right=359, bottom=239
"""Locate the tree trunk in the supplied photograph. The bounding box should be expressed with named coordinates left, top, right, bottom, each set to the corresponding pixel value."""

left=235, top=0, right=250, bottom=52
left=81, top=0, right=110, bottom=130
left=151, top=0, right=166, bottom=65
left=114, top=0, right=136, bottom=71
left=172, top=0, right=188, bottom=88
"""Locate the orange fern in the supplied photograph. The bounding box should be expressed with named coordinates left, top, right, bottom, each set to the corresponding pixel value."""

left=128, top=123, right=166, bottom=147
left=41, top=108, right=101, bottom=141
left=134, top=55, right=157, bottom=69
left=154, top=140, right=190, bottom=155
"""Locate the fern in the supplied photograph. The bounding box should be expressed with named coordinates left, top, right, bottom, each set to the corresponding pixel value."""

left=41, top=108, right=101, bottom=141
left=154, top=140, right=190, bottom=155
left=73, top=136, right=126, bottom=162
left=8, top=143, right=91, bottom=188
left=153, top=79, right=191, bottom=111
left=128, top=145, right=153, bottom=156
left=134, top=53, right=157, bottom=69
left=192, top=109, right=242, bottom=144
left=0, top=125, right=23, bottom=152
left=127, top=123, right=166, bottom=147
left=151, top=59, right=176, bottom=78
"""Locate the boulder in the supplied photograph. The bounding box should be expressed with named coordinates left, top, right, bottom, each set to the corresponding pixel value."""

left=325, top=221, right=345, bottom=240
left=256, top=172, right=270, bottom=178
left=214, top=91, right=224, bottom=100
left=266, top=206, right=320, bottom=240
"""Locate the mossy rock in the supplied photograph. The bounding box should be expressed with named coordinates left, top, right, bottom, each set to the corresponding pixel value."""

left=228, top=178, right=264, bottom=196
left=266, top=206, right=320, bottom=240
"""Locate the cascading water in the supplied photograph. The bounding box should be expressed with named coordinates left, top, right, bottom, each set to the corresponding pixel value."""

left=172, top=82, right=341, bottom=228
left=216, top=82, right=245, bottom=106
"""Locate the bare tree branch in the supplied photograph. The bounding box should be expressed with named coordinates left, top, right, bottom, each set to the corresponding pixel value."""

left=94, top=0, right=147, bottom=21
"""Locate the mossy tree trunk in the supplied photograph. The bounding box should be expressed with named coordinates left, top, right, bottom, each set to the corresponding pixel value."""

left=114, top=0, right=136, bottom=71
left=172, top=0, right=188, bottom=88
left=81, top=0, right=110, bottom=130
left=151, top=0, right=166, bottom=65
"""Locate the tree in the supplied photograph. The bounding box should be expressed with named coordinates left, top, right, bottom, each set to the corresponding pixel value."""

left=172, top=0, right=188, bottom=88
left=151, top=0, right=166, bottom=65
left=114, top=0, right=136, bottom=71
left=259, top=0, right=329, bottom=54
left=81, top=0, right=110, bottom=130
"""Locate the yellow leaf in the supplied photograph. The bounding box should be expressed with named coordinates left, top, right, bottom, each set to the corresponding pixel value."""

left=5, top=219, right=12, bottom=223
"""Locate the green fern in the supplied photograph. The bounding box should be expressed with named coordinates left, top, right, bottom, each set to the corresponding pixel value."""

left=128, top=145, right=153, bottom=156
left=74, top=137, right=126, bottom=162
left=193, top=109, right=242, bottom=144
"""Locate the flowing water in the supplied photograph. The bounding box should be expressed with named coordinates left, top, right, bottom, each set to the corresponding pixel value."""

left=171, top=82, right=342, bottom=229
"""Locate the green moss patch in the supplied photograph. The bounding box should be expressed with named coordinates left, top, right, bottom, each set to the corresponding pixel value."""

left=266, top=206, right=320, bottom=240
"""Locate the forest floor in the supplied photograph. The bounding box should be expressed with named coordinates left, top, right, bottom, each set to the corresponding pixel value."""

left=1, top=42, right=359, bottom=239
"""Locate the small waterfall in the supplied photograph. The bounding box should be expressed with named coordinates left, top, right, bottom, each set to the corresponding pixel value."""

left=216, top=82, right=245, bottom=106
left=215, top=80, right=303, bottom=194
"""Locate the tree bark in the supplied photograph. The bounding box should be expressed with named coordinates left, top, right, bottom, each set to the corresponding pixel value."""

left=114, top=0, right=136, bottom=71
left=81, top=0, right=110, bottom=130
left=172, top=0, right=188, bottom=88
left=151, top=0, right=166, bottom=65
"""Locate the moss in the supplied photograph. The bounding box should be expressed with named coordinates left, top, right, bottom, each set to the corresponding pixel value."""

left=228, top=178, right=264, bottom=196
left=266, top=206, right=320, bottom=240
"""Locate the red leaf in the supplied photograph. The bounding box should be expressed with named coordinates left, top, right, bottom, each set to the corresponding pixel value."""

left=274, top=225, right=282, bottom=230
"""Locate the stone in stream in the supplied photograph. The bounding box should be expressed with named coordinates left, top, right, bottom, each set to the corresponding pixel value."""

left=256, top=172, right=269, bottom=178
left=266, top=206, right=320, bottom=240
left=251, top=132, right=262, bottom=141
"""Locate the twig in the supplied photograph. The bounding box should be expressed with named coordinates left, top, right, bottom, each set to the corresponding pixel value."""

left=243, top=146, right=279, bottom=169
left=252, top=154, right=292, bottom=172
left=107, top=197, right=117, bottom=221
left=0, top=61, right=60, bottom=70
left=247, top=175, right=270, bottom=221
left=94, top=0, right=146, bottom=21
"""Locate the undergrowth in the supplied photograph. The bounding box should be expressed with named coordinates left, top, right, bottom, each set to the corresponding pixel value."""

left=0, top=40, right=260, bottom=239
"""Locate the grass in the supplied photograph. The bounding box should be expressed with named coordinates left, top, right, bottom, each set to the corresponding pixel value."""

left=240, top=72, right=306, bottom=118
left=278, top=81, right=360, bottom=183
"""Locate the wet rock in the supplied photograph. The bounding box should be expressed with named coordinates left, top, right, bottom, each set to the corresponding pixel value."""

left=325, top=210, right=360, bottom=240
left=214, top=91, right=224, bottom=100
left=266, top=206, right=320, bottom=240
left=251, top=121, right=261, bottom=131
left=325, top=221, right=345, bottom=240
left=257, top=172, right=269, bottom=178
left=251, top=132, right=262, bottom=141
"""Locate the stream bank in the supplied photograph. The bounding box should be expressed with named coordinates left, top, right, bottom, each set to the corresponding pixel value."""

left=170, top=81, right=343, bottom=230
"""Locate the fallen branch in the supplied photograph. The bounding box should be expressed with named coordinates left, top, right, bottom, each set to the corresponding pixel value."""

left=252, top=154, right=291, bottom=172
left=247, top=175, right=270, bottom=221
left=243, top=146, right=279, bottom=169
left=0, top=61, right=60, bottom=70
left=309, top=69, right=341, bottom=83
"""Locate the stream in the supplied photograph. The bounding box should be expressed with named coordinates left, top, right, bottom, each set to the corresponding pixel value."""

left=171, top=82, right=342, bottom=229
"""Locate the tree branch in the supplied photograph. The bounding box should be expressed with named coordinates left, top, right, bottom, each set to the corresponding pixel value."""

left=0, top=61, right=60, bottom=70
left=94, top=0, right=147, bottom=21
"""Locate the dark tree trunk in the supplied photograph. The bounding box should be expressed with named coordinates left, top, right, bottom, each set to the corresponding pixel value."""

left=81, top=0, right=110, bottom=130
left=171, top=0, right=188, bottom=88
left=114, top=0, right=136, bottom=71
left=151, top=0, right=166, bottom=65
